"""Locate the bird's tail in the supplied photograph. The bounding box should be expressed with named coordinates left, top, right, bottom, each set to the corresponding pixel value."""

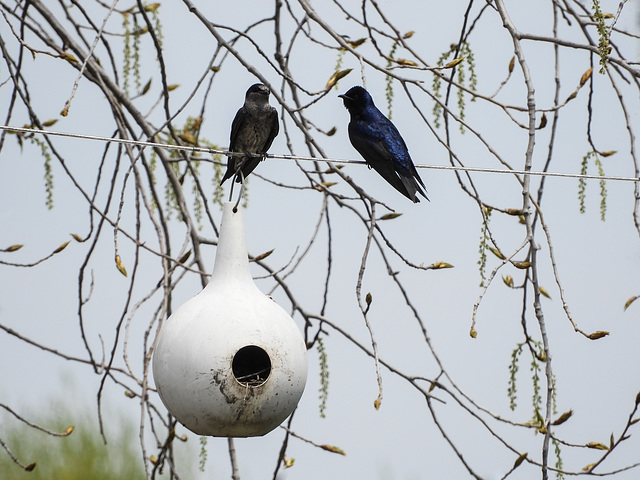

left=220, top=157, right=236, bottom=185
left=400, top=176, right=429, bottom=203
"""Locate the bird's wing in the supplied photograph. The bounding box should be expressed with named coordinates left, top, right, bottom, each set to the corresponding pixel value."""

left=221, top=107, right=248, bottom=185
left=387, top=138, right=428, bottom=201
left=350, top=115, right=428, bottom=202
left=259, top=108, right=279, bottom=153
left=369, top=116, right=428, bottom=198
left=232, top=109, right=279, bottom=183
left=384, top=127, right=427, bottom=190
left=349, top=122, right=414, bottom=200
left=229, top=107, right=246, bottom=151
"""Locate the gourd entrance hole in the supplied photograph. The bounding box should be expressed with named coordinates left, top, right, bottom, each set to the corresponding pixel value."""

left=232, top=345, right=271, bottom=386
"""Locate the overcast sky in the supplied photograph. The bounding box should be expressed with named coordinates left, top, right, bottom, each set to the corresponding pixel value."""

left=2, top=1, right=640, bottom=479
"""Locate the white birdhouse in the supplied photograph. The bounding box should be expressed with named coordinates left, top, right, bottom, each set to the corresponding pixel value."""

left=152, top=203, right=308, bottom=437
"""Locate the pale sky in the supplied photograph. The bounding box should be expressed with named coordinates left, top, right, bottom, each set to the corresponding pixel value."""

left=1, top=1, right=640, bottom=479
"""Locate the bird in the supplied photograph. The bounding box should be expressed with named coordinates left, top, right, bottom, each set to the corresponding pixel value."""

left=339, top=86, right=428, bottom=203
left=221, top=83, right=279, bottom=185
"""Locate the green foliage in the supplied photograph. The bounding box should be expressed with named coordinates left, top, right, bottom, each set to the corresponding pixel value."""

left=35, top=138, right=55, bottom=210
left=385, top=41, right=399, bottom=119
left=578, top=151, right=607, bottom=221
left=31, top=136, right=55, bottom=210
left=122, top=3, right=163, bottom=97
left=530, top=350, right=543, bottom=418
left=122, top=12, right=142, bottom=97
left=508, top=340, right=557, bottom=417
left=1, top=393, right=195, bottom=480
left=477, top=206, right=492, bottom=287
left=156, top=116, right=225, bottom=226
left=164, top=160, right=181, bottom=221
left=507, top=342, right=522, bottom=411
left=432, top=41, right=477, bottom=132
left=8, top=129, right=54, bottom=209
left=192, top=162, right=204, bottom=225
left=198, top=436, right=207, bottom=472
left=591, top=0, right=610, bottom=74
left=332, top=48, right=346, bottom=91
left=383, top=31, right=416, bottom=118
left=553, top=437, right=565, bottom=480
left=578, top=155, right=588, bottom=214
left=144, top=3, right=163, bottom=48
left=0, top=411, right=144, bottom=480
left=149, top=150, right=158, bottom=206
left=597, top=156, right=607, bottom=222
left=317, top=335, right=330, bottom=418
left=509, top=341, right=564, bottom=478
left=211, top=155, right=224, bottom=206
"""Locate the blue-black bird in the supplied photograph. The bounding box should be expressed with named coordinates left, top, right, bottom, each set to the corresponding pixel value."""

left=221, top=83, right=279, bottom=185
left=339, top=86, right=428, bottom=203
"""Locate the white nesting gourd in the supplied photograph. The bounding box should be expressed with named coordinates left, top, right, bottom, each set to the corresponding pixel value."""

left=152, top=203, right=307, bottom=437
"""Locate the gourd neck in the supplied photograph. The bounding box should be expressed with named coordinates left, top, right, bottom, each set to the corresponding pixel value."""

left=208, top=203, right=253, bottom=287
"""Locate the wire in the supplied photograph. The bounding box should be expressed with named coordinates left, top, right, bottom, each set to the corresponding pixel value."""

left=1, top=124, right=637, bottom=183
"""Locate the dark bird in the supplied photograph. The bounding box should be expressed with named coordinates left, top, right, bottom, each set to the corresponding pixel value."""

left=221, top=83, right=279, bottom=185
left=339, top=86, right=428, bottom=203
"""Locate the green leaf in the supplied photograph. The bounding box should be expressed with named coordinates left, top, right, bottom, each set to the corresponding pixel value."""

left=552, top=410, right=573, bottom=426
left=320, top=444, right=346, bottom=456
left=115, top=254, right=128, bottom=277
left=52, top=241, right=70, bottom=254
left=579, top=66, right=594, bottom=86
left=443, top=57, right=464, bottom=69
left=395, top=58, right=419, bottom=67
left=513, top=261, right=531, bottom=269
left=624, top=296, right=639, bottom=311
left=586, top=442, right=609, bottom=451
left=177, top=250, right=192, bottom=264
left=59, top=53, right=78, bottom=63
left=140, top=78, right=152, bottom=95
left=513, top=452, right=528, bottom=469
left=538, top=112, right=547, bottom=129
left=326, top=69, right=352, bottom=90
left=428, top=261, right=454, bottom=269
left=346, top=38, right=367, bottom=48
left=250, top=249, right=274, bottom=262
left=587, top=331, right=609, bottom=340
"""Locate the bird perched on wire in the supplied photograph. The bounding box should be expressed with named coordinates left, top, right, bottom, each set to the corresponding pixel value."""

left=221, top=83, right=279, bottom=185
left=339, top=86, right=428, bottom=203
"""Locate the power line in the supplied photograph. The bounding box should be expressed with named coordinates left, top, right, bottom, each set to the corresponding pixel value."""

left=1, top=124, right=637, bottom=183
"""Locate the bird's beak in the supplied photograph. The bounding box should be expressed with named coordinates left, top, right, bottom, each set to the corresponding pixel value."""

left=338, top=94, right=346, bottom=99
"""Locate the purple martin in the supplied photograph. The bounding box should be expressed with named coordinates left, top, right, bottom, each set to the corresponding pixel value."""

left=339, top=86, right=428, bottom=203
left=221, top=83, right=279, bottom=185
